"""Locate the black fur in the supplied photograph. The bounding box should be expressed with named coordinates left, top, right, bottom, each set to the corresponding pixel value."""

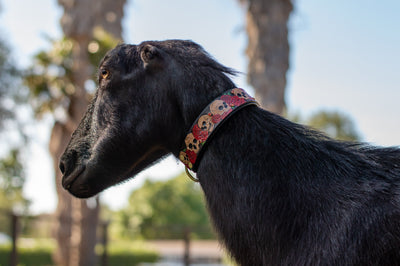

left=60, top=40, right=400, bottom=265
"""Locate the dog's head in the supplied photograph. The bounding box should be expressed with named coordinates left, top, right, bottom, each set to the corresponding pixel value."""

left=59, top=40, right=236, bottom=198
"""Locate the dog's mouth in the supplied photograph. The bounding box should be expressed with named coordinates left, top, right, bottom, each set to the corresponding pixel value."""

left=60, top=145, right=171, bottom=198
left=61, top=164, right=86, bottom=190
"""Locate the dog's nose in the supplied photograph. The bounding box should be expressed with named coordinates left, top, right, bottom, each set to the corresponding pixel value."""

left=59, top=160, right=66, bottom=175
left=59, top=151, right=76, bottom=177
left=59, top=152, right=86, bottom=190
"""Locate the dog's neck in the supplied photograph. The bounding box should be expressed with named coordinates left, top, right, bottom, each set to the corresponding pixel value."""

left=179, top=88, right=258, bottom=172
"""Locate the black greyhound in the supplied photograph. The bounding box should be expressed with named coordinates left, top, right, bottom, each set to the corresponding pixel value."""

left=60, top=40, right=400, bottom=265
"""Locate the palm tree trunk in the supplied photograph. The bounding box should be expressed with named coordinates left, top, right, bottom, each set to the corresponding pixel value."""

left=68, top=37, right=100, bottom=266
left=51, top=36, right=100, bottom=266
left=50, top=122, right=73, bottom=266
left=52, top=0, right=126, bottom=265
left=243, top=0, right=293, bottom=115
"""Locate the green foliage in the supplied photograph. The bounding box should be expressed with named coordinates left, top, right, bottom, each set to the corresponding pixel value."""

left=0, top=248, right=53, bottom=266
left=99, top=240, right=159, bottom=265
left=24, top=29, right=119, bottom=117
left=0, top=239, right=159, bottom=266
left=0, top=149, right=29, bottom=232
left=223, top=255, right=238, bottom=266
left=0, top=25, right=29, bottom=231
left=0, top=149, right=24, bottom=203
left=0, top=240, right=53, bottom=266
left=0, top=34, right=21, bottom=129
left=24, top=37, right=73, bottom=116
left=104, top=252, right=159, bottom=266
left=118, top=173, right=215, bottom=240
left=307, top=111, right=361, bottom=141
left=289, top=110, right=361, bottom=141
left=88, top=27, right=121, bottom=68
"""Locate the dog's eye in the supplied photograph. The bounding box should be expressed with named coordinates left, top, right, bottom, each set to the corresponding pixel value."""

left=101, top=69, right=110, bottom=79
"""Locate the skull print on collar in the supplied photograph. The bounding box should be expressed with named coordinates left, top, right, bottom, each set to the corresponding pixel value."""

left=179, top=88, right=259, bottom=173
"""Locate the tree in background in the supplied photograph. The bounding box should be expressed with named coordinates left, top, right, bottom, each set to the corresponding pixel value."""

left=291, top=110, right=361, bottom=141
left=25, top=33, right=118, bottom=265
left=0, top=3, right=29, bottom=231
left=0, top=149, right=28, bottom=234
left=0, top=37, right=19, bottom=126
left=240, top=0, right=293, bottom=115
left=306, top=110, right=361, bottom=141
left=24, top=0, right=126, bottom=264
left=239, top=1, right=361, bottom=142
left=117, top=174, right=215, bottom=240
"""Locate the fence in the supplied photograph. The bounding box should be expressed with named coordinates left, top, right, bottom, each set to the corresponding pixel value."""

left=0, top=210, right=218, bottom=266
left=0, top=210, right=110, bottom=266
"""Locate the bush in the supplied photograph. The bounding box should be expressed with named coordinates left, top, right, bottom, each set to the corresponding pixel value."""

left=99, top=240, right=159, bottom=265
left=0, top=244, right=53, bottom=266
left=0, top=239, right=159, bottom=266
left=107, top=251, right=159, bottom=265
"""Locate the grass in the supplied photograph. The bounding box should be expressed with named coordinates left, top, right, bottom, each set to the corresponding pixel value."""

left=98, top=240, right=159, bottom=265
left=0, top=238, right=159, bottom=266
left=0, top=239, right=53, bottom=266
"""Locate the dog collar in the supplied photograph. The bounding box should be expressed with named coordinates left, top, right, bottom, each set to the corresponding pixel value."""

left=179, top=88, right=259, bottom=175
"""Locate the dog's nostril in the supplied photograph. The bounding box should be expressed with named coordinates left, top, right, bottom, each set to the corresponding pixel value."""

left=59, top=161, right=66, bottom=175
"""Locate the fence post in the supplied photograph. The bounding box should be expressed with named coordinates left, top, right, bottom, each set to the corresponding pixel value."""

left=183, top=227, right=190, bottom=266
left=101, top=220, right=110, bottom=266
left=10, top=212, right=18, bottom=266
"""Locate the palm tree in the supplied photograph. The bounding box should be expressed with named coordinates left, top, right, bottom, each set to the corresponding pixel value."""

left=56, top=1, right=126, bottom=265
left=25, top=0, right=126, bottom=265
left=240, top=0, right=293, bottom=115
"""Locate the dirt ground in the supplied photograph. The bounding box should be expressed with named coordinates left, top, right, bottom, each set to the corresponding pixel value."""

left=147, top=240, right=227, bottom=261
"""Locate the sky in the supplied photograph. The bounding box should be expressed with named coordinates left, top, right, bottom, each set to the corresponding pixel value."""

left=1, top=0, right=399, bottom=214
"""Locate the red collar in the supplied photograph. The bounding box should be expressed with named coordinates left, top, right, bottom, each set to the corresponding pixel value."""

left=179, top=88, right=259, bottom=172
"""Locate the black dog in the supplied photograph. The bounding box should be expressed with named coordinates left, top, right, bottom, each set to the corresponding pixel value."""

left=60, top=40, right=400, bottom=265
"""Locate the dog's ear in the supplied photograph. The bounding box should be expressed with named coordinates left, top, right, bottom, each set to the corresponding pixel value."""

left=140, top=44, right=163, bottom=70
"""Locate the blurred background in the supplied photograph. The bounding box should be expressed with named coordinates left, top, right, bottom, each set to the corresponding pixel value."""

left=0, top=0, right=399, bottom=265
